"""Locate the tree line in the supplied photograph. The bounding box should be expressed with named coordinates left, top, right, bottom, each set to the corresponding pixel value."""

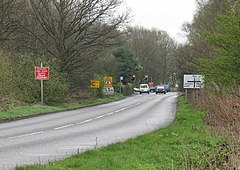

left=178, top=1, right=240, bottom=167
left=176, top=0, right=240, bottom=92
left=0, top=0, right=176, bottom=109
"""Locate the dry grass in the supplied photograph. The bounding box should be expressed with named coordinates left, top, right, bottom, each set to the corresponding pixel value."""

left=189, top=86, right=240, bottom=169
left=190, top=86, right=240, bottom=136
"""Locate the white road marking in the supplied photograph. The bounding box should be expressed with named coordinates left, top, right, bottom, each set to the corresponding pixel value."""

left=8, top=131, right=44, bottom=139
left=95, top=115, right=105, bottom=119
left=6, top=97, right=158, bottom=138
left=53, top=97, right=156, bottom=130
left=105, top=112, right=114, bottom=116
left=115, top=108, right=126, bottom=113
left=54, top=124, right=75, bottom=130
left=82, top=119, right=93, bottom=123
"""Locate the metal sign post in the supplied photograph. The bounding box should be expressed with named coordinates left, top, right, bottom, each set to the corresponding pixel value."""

left=185, top=89, right=188, bottom=103
left=90, top=80, right=100, bottom=98
left=40, top=63, right=44, bottom=105
left=35, top=63, right=49, bottom=105
left=120, top=76, right=123, bottom=94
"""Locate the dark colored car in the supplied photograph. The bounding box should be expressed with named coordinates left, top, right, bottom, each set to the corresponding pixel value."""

left=149, top=86, right=157, bottom=92
left=156, top=86, right=166, bottom=94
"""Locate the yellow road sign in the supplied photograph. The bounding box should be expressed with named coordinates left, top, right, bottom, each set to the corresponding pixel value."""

left=91, top=80, right=100, bottom=88
left=104, top=77, right=113, bottom=87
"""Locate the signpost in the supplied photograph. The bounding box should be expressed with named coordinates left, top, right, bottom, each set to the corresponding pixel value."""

left=184, top=75, right=204, bottom=89
left=35, top=63, right=49, bottom=104
left=90, top=80, right=100, bottom=97
left=103, top=87, right=114, bottom=96
left=90, top=80, right=100, bottom=88
left=183, top=74, right=204, bottom=102
left=120, top=76, right=123, bottom=94
left=104, top=77, right=113, bottom=87
left=35, top=67, right=49, bottom=80
left=103, top=77, right=114, bottom=95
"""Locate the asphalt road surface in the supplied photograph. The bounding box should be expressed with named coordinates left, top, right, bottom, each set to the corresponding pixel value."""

left=0, top=92, right=178, bottom=170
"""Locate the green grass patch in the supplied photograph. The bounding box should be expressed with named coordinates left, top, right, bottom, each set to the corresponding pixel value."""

left=17, top=97, right=224, bottom=170
left=0, top=94, right=124, bottom=121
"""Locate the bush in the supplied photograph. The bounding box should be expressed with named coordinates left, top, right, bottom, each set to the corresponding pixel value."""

left=12, top=54, right=69, bottom=104
left=0, top=49, right=15, bottom=96
left=0, top=49, right=23, bottom=110
left=188, top=86, right=240, bottom=169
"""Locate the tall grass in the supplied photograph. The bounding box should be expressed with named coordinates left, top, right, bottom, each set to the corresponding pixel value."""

left=189, top=86, right=240, bottom=168
left=190, top=86, right=240, bottom=136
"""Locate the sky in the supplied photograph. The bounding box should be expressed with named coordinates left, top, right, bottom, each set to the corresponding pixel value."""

left=123, top=0, right=197, bottom=42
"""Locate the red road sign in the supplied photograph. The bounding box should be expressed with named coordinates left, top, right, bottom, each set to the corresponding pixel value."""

left=35, top=67, right=49, bottom=80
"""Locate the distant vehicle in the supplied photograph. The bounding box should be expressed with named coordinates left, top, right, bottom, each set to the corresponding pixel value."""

left=133, top=88, right=140, bottom=93
left=164, top=84, right=170, bottom=92
left=149, top=86, right=157, bottom=93
left=139, top=84, right=150, bottom=94
left=156, top=86, right=166, bottom=94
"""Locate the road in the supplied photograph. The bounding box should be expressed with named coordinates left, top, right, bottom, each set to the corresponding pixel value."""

left=0, top=92, right=178, bottom=170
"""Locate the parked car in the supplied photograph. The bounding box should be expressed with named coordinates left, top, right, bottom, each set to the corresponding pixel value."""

left=156, top=85, right=166, bottom=94
left=139, top=84, right=150, bottom=94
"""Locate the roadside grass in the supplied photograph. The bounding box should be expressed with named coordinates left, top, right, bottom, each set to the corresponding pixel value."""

left=17, top=97, right=224, bottom=170
left=0, top=94, right=124, bottom=122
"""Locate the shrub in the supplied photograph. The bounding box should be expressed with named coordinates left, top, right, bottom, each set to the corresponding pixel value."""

left=0, top=49, right=23, bottom=110
left=189, top=86, right=240, bottom=136
left=12, top=54, right=69, bottom=104
left=188, top=86, right=240, bottom=169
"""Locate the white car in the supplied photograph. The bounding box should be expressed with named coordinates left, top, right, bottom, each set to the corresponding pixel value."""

left=139, top=84, right=150, bottom=94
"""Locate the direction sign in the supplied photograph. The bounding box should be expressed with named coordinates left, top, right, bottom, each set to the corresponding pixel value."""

left=183, top=75, right=204, bottom=89
left=91, top=80, right=100, bottom=88
left=104, top=77, right=113, bottom=87
left=35, top=67, right=49, bottom=80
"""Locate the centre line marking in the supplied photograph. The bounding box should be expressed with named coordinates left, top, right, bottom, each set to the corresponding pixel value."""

left=95, top=115, right=105, bottom=119
left=55, top=100, right=152, bottom=129
left=82, top=119, right=93, bottom=123
left=115, top=108, right=126, bottom=113
left=54, top=124, right=75, bottom=130
left=105, top=112, right=114, bottom=115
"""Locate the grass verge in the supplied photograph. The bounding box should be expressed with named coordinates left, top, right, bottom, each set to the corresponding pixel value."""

left=0, top=94, right=124, bottom=122
left=17, top=97, right=224, bottom=170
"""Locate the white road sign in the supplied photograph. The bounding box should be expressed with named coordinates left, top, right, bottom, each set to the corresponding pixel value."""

left=183, top=75, right=204, bottom=89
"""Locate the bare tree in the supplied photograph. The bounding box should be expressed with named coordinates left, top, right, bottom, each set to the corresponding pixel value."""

left=0, top=0, right=24, bottom=44
left=23, top=0, right=129, bottom=85
left=128, top=27, right=176, bottom=84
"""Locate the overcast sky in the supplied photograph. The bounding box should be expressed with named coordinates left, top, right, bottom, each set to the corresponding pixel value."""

left=123, top=0, right=197, bottom=42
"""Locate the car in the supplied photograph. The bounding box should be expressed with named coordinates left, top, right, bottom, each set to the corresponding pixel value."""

left=139, top=84, right=150, bottom=94
left=156, top=86, right=166, bottom=94
left=149, top=86, right=157, bottom=92
left=164, top=84, right=170, bottom=92
left=133, top=87, right=140, bottom=93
